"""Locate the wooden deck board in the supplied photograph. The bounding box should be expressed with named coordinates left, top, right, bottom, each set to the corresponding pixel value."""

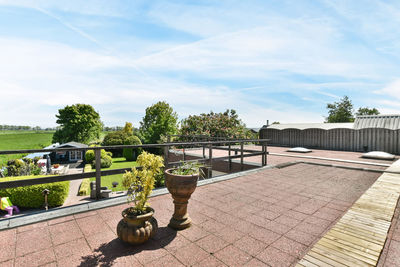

left=296, top=159, right=400, bottom=266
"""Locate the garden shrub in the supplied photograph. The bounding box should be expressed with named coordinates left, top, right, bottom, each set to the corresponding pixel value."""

left=0, top=176, right=69, bottom=208
left=85, top=148, right=113, bottom=168
left=84, top=164, right=92, bottom=172
left=123, top=135, right=142, bottom=161
left=78, top=178, right=90, bottom=196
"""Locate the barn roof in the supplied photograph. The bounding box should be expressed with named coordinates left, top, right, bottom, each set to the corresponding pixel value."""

left=263, top=122, right=354, bottom=130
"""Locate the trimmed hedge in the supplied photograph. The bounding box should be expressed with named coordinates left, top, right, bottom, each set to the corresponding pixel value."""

left=78, top=178, right=90, bottom=196
left=0, top=175, right=69, bottom=208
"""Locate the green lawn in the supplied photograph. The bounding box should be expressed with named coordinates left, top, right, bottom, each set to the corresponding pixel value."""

left=0, top=131, right=54, bottom=166
left=89, top=157, right=138, bottom=192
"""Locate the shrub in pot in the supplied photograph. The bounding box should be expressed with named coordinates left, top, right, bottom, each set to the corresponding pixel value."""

left=117, top=152, right=164, bottom=245
left=165, top=162, right=203, bottom=230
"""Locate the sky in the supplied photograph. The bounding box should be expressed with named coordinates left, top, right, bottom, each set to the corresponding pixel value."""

left=1, top=0, right=400, bottom=128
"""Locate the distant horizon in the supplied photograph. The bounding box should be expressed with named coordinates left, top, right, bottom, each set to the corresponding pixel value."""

left=1, top=1, right=400, bottom=128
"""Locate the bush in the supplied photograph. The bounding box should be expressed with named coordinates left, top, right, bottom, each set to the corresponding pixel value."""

left=78, top=178, right=90, bottom=196
left=123, top=135, right=142, bottom=161
left=84, top=164, right=92, bottom=173
left=0, top=176, right=69, bottom=208
left=85, top=149, right=113, bottom=168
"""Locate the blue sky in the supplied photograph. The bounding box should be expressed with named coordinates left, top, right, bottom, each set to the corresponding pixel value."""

left=1, top=0, right=400, bottom=128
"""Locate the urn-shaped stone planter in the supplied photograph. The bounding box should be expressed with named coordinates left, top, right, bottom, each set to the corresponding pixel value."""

left=117, top=207, right=158, bottom=245
left=165, top=168, right=199, bottom=230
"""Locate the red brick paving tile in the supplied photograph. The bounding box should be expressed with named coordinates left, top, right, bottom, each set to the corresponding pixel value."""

left=271, top=236, right=308, bottom=258
left=73, top=210, right=98, bottom=219
left=0, top=259, right=14, bottom=267
left=14, top=248, right=56, bottom=267
left=0, top=229, right=15, bottom=262
left=293, top=200, right=328, bottom=215
left=214, top=245, right=252, bottom=267
left=262, top=220, right=291, bottom=235
left=214, top=212, right=241, bottom=226
left=292, top=221, right=327, bottom=236
left=49, top=220, right=84, bottom=245
left=56, top=253, right=97, bottom=267
left=104, top=217, right=121, bottom=234
left=196, top=234, right=229, bottom=253
left=151, top=226, right=177, bottom=241
left=54, top=237, right=92, bottom=260
left=160, top=234, right=191, bottom=252
left=274, top=215, right=301, bottom=228
left=179, top=224, right=210, bottom=242
left=145, top=253, right=184, bottom=267
left=85, top=229, right=116, bottom=250
left=47, top=215, right=75, bottom=226
left=16, top=227, right=52, bottom=257
left=284, top=210, right=309, bottom=221
left=257, top=209, right=280, bottom=220
left=256, top=246, right=296, bottom=267
left=200, top=220, right=226, bottom=234
left=284, top=229, right=318, bottom=246
left=303, top=215, right=332, bottom=228
left=16, top=221, right=48, bottom=233
left=275, top=201, right=299, bottom=209
left=243, top=258, right=269, bottom=266
left=232, top=219, right=260, bottom=234
left=214, top=226, right=246, bottom=243
left=134, top=245, right=169, bottom=265
left=173, top=243, right=210, bottom=266
left=264, top=204, right=290, bottom=215
left=41, top=262, right=57, bottom=267
left=233, top=235, right=267, bottom=256
left=190, top=211, right=210, bottom=224
left=76, top=214, right=111, bottom=237
left=193, top=255, right=227, bottom=267
left=248, top=226, right=281, bottom=245
left=313, top=209, right=342, bottom=221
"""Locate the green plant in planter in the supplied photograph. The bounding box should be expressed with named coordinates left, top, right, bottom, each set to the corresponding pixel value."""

left=122, top=151, right=164, bottom=215
left=171, top=161, right=205, bottom=177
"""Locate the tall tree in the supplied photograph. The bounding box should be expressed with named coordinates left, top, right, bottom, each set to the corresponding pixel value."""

left=325, top=96, right=355, bottom=123
left=139, top=101, right=178, bottom=144
left=356, top=107, right=380, bottom=116
left=52, top=104, right=103, bottom=144
left=180, top=109, right=253, bottom=139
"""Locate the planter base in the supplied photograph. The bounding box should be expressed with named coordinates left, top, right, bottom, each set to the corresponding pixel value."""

left=168, top=216, right=191, bottom=230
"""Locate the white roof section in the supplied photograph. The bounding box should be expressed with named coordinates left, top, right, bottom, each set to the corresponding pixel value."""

left=265, top=123, right=354, bottom=130
left=354, top=114, right=400, bottom=130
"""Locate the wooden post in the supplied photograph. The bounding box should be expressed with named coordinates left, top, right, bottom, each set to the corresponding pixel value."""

left=202, top=145, right=205, bottom=158
left=228, top=144, right=232, bottom=171
left=208, top=143, right=213, bottom=178
left=164, top=145, right=169, bottom=169
left=265, top=142, right=268, bottom=165
left=240, top=142, right=244, bottom=171
left=95, top=148, right=101, bottom=200
left=183, top=147, right=186, bottom=162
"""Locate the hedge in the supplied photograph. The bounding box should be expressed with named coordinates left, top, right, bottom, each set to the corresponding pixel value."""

left=0, top=175, right=69, bottom=208
left=79, top=164, right=92, bottom=196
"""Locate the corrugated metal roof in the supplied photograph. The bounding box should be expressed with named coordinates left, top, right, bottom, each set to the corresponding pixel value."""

left=264, top=122, right=354, bottom=130
left=353, top=114, right=400, bottom=130
left=58, top=141, right=88, bottom=148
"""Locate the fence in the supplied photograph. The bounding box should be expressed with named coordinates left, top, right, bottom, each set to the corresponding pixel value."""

left=0, top=139, right=269, bottom=200
left=260, top=128, right=400, bottom=154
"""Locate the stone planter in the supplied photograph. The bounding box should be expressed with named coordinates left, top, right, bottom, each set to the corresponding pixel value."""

left=165, top=168, right=199, bottom=230
left=117, top=207, right=158, bottom=245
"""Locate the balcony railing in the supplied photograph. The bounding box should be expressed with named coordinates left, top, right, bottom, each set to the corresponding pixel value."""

left=0, top=138, right=269, bottom=200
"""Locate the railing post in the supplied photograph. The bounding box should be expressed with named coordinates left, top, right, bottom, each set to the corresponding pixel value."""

left=261, top=142, right=266, bottom=166
left=183, top=147, right=186, bottom=162
left=208, top=143, right=213, bottom=178
left=164, top=145, right=169, bottom=169
left=265, top=142, right=268, bottom=166
left=228, top=144, right=232, bottom=172
left=202, top=145, right=205, bottom=158
left=240, top=142, right=244, bottom=171
left=95, top=148, right=101, bottom=200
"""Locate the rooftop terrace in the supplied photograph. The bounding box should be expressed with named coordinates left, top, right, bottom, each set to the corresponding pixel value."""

left=1, top=146, right=399, bottom=266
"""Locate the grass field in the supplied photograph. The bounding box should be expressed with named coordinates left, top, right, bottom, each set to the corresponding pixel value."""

left=0, top=131, right=54, bottom=166
left=89, top=157, right=138, bottom=192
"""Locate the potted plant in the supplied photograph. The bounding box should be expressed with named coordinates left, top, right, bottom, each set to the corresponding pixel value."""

left=117, top=152, right=164, bottom=245
left=165, top=162, right=204, bottom=230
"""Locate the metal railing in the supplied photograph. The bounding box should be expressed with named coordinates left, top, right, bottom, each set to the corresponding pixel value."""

left=0, top=138, right=269, bottom=200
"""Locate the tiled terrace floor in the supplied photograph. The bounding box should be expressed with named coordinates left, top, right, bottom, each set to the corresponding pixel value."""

left=0, top=163, right=388, bottom=267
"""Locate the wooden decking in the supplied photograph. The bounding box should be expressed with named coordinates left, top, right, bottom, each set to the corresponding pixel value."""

left=297, top=159, right=400, bottom=267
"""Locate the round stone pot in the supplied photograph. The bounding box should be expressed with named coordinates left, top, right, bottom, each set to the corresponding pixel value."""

left=117, top=207, right=158, bottom=245
left=165, top=168, right=199, bottom=230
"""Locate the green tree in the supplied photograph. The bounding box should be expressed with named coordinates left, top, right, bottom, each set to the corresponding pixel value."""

left=52, top=104, right=103, bottom=144
left=180, top=109, right=253, bottom=139
left=356, top=107, right=380, bottom=116
left=123, top=135, right=142, bottom=161
left=325, top=96, right=355, bottom=123
left=139, top=101, right=178, bottom=144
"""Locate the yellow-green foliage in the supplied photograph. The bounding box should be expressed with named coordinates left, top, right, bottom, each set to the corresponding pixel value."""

left=122, top=151, right=164, bottom=213
left=78, top=178, right=90, bottom=196
left=0, top=175, right=69, bottom=208
left=84, top=164, right=92, bottom=173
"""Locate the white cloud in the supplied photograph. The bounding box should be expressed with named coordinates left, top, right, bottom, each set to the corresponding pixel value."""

left=375, top=79, right=400, bottom=100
